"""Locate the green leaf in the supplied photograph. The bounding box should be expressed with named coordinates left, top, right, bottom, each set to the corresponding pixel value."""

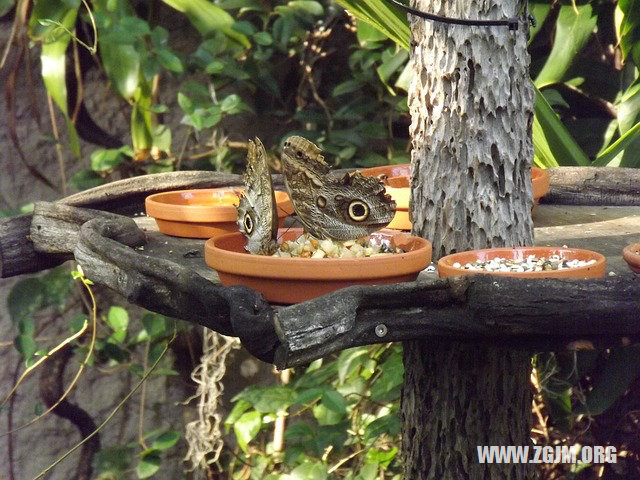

left=333, top=0, right=410, bottom=50
left=321, top=389, right=347, bottom=414
left=30, top=1, right=80, bottom=158
left=354, top=463, right=378, bottom=480
left=528, top=2, right=552, bottom=43
left=233, top=411, right=262, bottom=453
left=576, top=345, right=640, bottom=416
left=151, top=430, right=180, bottom=450
left=364, top=413, right=401, bottom=441
left=617, top=0, right=640, bottom=65
left=95, top=446, right=133, bottom=474
left=232, top=385, right=296, bottom=413
left=365, top=447, right=397, bottom=468
left=376, top=48, right=408, bottom=90
left=100, top=42, right=140, bottom=100
left=294, top=387, right=325, bottom=405
left=534, top=5, right=597, bottom=88
left=8, top=278, right=44, bottom=322
left=284, top=422, right=314, bottom=442
left=224, top=399, right=252, bottom=432
left=156, top=49, right=184, bottom=73
left=142, top=314, right=173, bottom=341
left=370, top=350, right=404, bottom=403
left=106, top=306, right=128, bottom=343
left=220, top=94, right=242, bottom=113
left=160, top=0, right=249, bottom=48
left=232, top=20, right=257, bottom=36
left=253, top=31, right=273, bottom=46
left=332, top=79, right=366, bottom=97
left=284, top=461, right=328, bottom=480
left=150, top=26, right=169, bottom=48
left=312, top=403, right=344, bottom=426
left=593, top=121, right=640, bottom=166
left=288, top=0, right=324, bottom=16
left=41, top=266, right=73, bottom=307
left=136, top=450, right=161, bottom=479
left=533, top=87, right=591, bottom=167
left=119, top=16, right=151, bottom=37
left=356, top=19, right=388, bottom=45
left=14, top=334, right=37, bottom=360
left=17, top=317, right=35, bottom=336
left=91, top=148, right=128, bottom=172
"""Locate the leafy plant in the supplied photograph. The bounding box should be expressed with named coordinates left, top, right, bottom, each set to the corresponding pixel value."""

left=221, top=344, right=404, bottom=479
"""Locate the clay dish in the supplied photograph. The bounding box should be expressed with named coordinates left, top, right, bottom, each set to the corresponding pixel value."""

left=205, top=228, right=432, bottom=304
left=145, top=188, right=293, bottom=238
left=438, top=246, right=606, bottom=279
left=622, top=242, right=640, bottom=274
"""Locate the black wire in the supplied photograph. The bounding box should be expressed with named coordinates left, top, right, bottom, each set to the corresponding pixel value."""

left=383, top=0, right=521, bottom=31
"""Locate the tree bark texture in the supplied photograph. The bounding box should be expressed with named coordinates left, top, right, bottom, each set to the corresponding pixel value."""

left=404, top=0, right=535, bottom=478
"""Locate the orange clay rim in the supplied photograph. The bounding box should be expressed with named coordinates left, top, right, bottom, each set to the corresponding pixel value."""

left=622, top=242, right=640, bottom=273
left=145, top=188, right=293, bottom=223
left=438, top=246, right=606, bottom=278
left=205, top=228, right=432, bottom=280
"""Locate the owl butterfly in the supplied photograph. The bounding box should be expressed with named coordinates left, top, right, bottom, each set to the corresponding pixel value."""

left=281, top=136, right=396, bottom=240
left=237, top=138, right=278, bottom=255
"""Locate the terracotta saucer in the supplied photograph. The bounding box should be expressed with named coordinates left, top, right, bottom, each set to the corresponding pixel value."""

left=205, top=228, right=432, bottom=304
left=360, top=165, right=551, bottom=229
left=360, top=164, right=411, bottom=230
left=531, top=167, right=550, bottom=206
left=438, top=246, right=606, bottom=279
left=622, top=242, right=640, bottom=274
left=145, top=188, right=293, bottom=238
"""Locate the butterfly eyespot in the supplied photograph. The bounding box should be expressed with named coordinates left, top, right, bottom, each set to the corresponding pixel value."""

left=243, top=213, right=253, bottom=234
left=316, top=195, right=327, bottom=208
left=295, top=150, right=303, bottom=159
left=348, top=200, right=369, bottom=222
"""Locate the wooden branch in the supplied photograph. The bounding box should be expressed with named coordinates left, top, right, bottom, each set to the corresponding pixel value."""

left=0, top=214, right=67, bottom=277
left=273, top=275, right=640, bottom=367
left=60, top=171, right=246, bottom=215
left=73, top=214, right=278, bottom=363
left=4, top=167, right=639, bottom=278
left=25, top=203, right=640, bottom=366
left=0, top=171, right=261, bottom=278
left=31, top=202, right=146, bottom=254
left=545, top=167, right=640, bottom=206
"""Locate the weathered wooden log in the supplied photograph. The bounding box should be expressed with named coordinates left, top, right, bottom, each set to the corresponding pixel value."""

left=273, top=274, right=640, bottom=367
left=26, top=203, right=640, bottom=367
left=3, top=167, right=640, bottom=278
left=31, top=202, right=146, bottom=254
left=74, top=215, right=278, bottom=362
left=0, top=213, right=67, bottom=277
left=61, top=171, right=246, bottom=215
left=0, top=171, right=252, bottom=278
left=545, top=167, right=640, bottom=206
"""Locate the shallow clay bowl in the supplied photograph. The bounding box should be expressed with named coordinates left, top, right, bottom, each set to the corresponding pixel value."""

left=531, top=167, right=550, bottom=206
left=438, top=246, right=606, bottom=279
left=622, top=242, right=640, bottom=274
left=360, top=165, right=549, bottom=229
left=205, top=228, right=432, bottom=304
left=360, top=164, right=411, bottom=230
left=145, top=188, right=293, bottom=238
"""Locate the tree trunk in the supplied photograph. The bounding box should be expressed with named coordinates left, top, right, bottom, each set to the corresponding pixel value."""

left=403, top=0, right=536, bottom=478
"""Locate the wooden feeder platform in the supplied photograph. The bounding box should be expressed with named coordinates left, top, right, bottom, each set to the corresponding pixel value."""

left=1, top=167, right=639, bottom=367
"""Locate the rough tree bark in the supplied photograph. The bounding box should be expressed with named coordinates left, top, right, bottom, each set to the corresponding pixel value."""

left=403, top=0, right=535, bottom=478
